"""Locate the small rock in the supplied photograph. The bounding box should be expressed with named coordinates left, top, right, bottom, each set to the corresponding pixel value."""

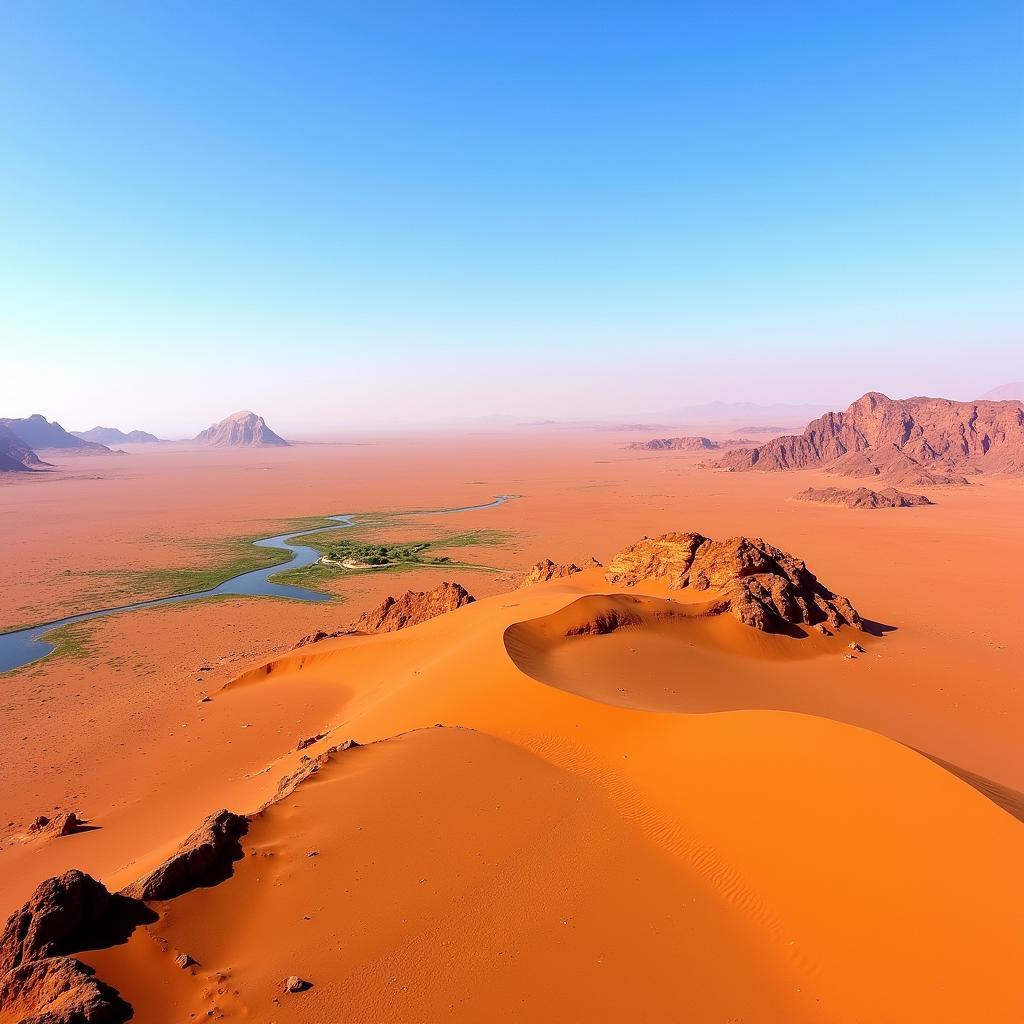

left=53, top=811, right=82, bottom=836
left=295, top=733, right=325, bottom=751
left=283, top=975, right=312, bottom=993
left=29, top=815, right=50, bottom=831
left=175, top=952, right=197, bottom=969
left=306, top=849, right=319, bottom=858
left=848, top=641, right=865, bottom=653
left=198, top=695, right=212, bottom=704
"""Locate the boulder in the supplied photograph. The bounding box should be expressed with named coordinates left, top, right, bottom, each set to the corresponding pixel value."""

left=121, top=809, right=248, bottom=902
left=0, top=956, right=131, bottom=1023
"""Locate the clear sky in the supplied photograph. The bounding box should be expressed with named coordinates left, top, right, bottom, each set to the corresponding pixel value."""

left=1, top=2, right=1021, bottom=435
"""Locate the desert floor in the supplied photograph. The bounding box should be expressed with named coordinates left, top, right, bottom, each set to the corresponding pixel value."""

left=1, top=430, right=1022, bottom=1021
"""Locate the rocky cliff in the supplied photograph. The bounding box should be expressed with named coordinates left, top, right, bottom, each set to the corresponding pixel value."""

left=712, top=392, right=1024, bottom=482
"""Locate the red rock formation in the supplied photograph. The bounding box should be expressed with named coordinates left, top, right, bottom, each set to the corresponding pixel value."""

left=606, top=532, right=862, bottom=633
left=0, top=871, right=145, bottom=1022
left=795, top=486, right=934, bottom=509
left=626, top=436, right=719, bottom=451
left=0, top=871, right=116, bottom=974
left=293, top=628, right=357, bottom=648
left=193, top=410, right=289, bottom=447
left=121, top=809, right=248, bottom=902
left=713, top=392, right=1024, bottom=480
left=519, top=557, right=602, bottom=587
left=0, top=956, right=130, bottom=1023
left=355, top=582, right=475, bottom=633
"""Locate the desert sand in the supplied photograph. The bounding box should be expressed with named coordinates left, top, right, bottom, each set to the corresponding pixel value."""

left=1, top=428, right=1022, bottom=1021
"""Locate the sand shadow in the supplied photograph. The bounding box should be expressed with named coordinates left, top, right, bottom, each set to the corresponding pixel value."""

left=859, top=618, right=897, bottom=638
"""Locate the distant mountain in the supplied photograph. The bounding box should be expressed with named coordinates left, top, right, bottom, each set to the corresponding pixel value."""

left=72, top=426, right=161, bottom=444
left=0, top=423, right=49, bottom=472
left=194, top=410, right=290, bottom=447
left=714, top=392, right=1024, bottom=483
left=0, top=414, right=111, bottom=451
left=656, top=401, right=830, bottom=425
left=978, top=382, right=1024, bottom=402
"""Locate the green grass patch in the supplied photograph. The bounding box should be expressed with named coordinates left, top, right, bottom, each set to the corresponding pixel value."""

left=38, top=622, right=97, bottom=662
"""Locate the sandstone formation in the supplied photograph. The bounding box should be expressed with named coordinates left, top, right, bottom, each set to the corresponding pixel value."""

left=606, top=532, right=862, bottom=634
left=0, top=415, right=112, bottom=452
left=519, top=557, right=602, bottom=587
left=193, top=410, right=289, bottom=447
left=355, top=582, right=475, bottom=633
left=0, top=956, right=131, bottom=1023
left=72, top=427, right=160, bottom=444
left=0, top=871, right=118, bottom=974
left=294, top=628, right=356, bottom=648
left=713, top=392, right=1024, bottom=481
left=0, top=871, right=145, bottom=1023
left=121, top=809, right=248, bottom=901
left=795, top=486, right=934, bottom=509
left=626, top=436, right=719, bottom=451
left=0, top=423, right=48, bottom=472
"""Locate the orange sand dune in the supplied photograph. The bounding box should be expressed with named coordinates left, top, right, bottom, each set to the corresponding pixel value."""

left=2, top=434, right=1023, bottom=1022
left=18, top=571, right=1021, bottom=1022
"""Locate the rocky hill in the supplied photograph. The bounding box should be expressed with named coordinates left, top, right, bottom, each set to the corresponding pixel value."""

left=606, top=532, right=862, bottom=634
left=355, top=582, right=475, bottom=633
left=72, top=426, right=160, bottom=444
left=0, top=414, right=111, bottom=452
left=795, top=486, right=934, bottom=509
left=626, top=436, right=719, bottom=451
left=0, top=424, right=48, bottom=472
left=193, top=411, right=289, bottom=447
left=712, top=392, right=1024, bottom=483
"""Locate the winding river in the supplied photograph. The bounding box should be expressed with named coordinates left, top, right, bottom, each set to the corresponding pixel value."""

left=0, top=496, right=514, bottom=673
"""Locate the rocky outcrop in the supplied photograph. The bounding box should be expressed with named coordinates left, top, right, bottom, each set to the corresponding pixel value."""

left=72, top=427, right=160, bottom=444
left=193, top=410, right=289, bottom=447
left=0, top=415, right=111, bottom=452
left=713, top=392, right=1024, bottom=480
left=519, top=557, right=602, bottom=588
left=0, top=424, right=48, bottom=472
left=0, top=872, right=124, bottom=974
left=355, top=582, right=475, bottom=633
left=0, top=956, right=131, bottom=1023
left=293, top=628, right=356, bottom=648
left=795, top=486, right=934, bottom=509
left=121, top=809, right=248, bottom=902
left=0, top=871, right=146, bottom=1023
left=606, top=532, right=862, bottom=634
left=626, top=436, right=719, bottom=451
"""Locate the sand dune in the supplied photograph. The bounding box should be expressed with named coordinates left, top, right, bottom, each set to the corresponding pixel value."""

left=2, top=436, right=1022, bottom=1022
left=3, top=562, right=1021, bottom=1021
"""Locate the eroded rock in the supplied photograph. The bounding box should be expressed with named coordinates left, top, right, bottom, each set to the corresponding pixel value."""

left=0, top=956, right=131, bottom=1024
left=121, top=810, right=248, bottom=902
left=355, top=582, right=474, bottom=633
left=606, top=532, right=862, bottom=634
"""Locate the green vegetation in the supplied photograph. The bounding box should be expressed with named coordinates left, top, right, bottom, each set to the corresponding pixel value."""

left=38, top=622, right=96, bottom=662
left=269, top=526, right=514, bottom=588
left=64, top=516, right=340, bottom=607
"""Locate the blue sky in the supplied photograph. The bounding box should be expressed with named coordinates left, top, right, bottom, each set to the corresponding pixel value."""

left=1, top=2, right=1021, bottom=433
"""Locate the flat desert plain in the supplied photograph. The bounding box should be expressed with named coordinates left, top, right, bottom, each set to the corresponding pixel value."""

left=1, top=430, right=1022, bottom=1022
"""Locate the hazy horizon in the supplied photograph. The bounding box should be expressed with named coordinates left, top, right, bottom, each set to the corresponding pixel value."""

left=2, top=4, right=1021, bottom=435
